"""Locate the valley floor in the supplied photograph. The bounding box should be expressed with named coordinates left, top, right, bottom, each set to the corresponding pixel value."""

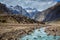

left=0, top=22, right=60, bottom=40
left=0, top=23, right=44, bottom=40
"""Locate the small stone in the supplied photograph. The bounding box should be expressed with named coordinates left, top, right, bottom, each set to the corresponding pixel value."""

left=34, top=37, right=37, bottom=39
left=38, top=36, right=41, bottom=37
left=38, top=29, right=40, bottom=31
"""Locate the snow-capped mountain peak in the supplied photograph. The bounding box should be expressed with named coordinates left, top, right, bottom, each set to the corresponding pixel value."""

left=25, top=8, right=37, bottom=13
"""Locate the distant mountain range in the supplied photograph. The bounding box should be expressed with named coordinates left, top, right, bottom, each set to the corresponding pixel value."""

left=0, top=2, right=60, bottom=22
left=8, top=5, right=39, bottom=19
left=0, top=3, right=40, bottom=23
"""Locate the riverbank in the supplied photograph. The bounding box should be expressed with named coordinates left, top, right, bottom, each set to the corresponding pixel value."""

left=45, top=26, right=60, bottom=36
left=20, top=27, right=60, bottom=40
left=45, top=21, right=60, bottom=36
left=0, top=23, right=45, bottom=40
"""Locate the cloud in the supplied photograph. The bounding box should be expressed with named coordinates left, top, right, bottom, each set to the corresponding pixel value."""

left=0, top=0, right=57, bottom=11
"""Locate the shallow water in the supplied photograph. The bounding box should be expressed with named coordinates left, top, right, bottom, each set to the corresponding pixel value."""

left=20, top=27, right=60, bottom=40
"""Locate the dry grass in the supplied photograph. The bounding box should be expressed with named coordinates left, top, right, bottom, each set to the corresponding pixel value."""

left=0, top=23, right=42, bottom=40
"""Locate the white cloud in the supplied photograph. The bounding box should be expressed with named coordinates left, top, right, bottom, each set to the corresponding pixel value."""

left=0, top=0, right=57, bottom=11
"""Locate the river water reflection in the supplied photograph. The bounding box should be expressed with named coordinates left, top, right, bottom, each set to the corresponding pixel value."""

left=20, top=27, right=60, bottom=40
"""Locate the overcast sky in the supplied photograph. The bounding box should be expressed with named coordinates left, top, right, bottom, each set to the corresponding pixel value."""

left=0, top=0, right=57, bottom=11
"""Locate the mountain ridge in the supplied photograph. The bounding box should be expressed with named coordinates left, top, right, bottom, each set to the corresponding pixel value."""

left=35, top=2, right=60, bottom=22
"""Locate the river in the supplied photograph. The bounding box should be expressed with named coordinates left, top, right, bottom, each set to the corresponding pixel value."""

left=19, top=27, right=60, bottom=40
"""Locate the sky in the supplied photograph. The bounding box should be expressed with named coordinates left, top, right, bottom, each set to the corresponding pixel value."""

left=55, top=0, right=60, bottom=1
left=0, top=0, right=58, bottom=11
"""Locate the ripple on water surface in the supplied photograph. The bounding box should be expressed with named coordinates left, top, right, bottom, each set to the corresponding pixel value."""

left=20, top=27, right=60, bottom=40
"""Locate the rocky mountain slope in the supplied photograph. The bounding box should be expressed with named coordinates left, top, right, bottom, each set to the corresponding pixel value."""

left=35, top=2, right=60, bottom=22
left=0, top=3, right=40, bottom=24
left=9, top=5, right=39, bottom=19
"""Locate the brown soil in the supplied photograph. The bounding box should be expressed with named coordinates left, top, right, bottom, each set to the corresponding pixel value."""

left=0, top=23, right=44, bottom=40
